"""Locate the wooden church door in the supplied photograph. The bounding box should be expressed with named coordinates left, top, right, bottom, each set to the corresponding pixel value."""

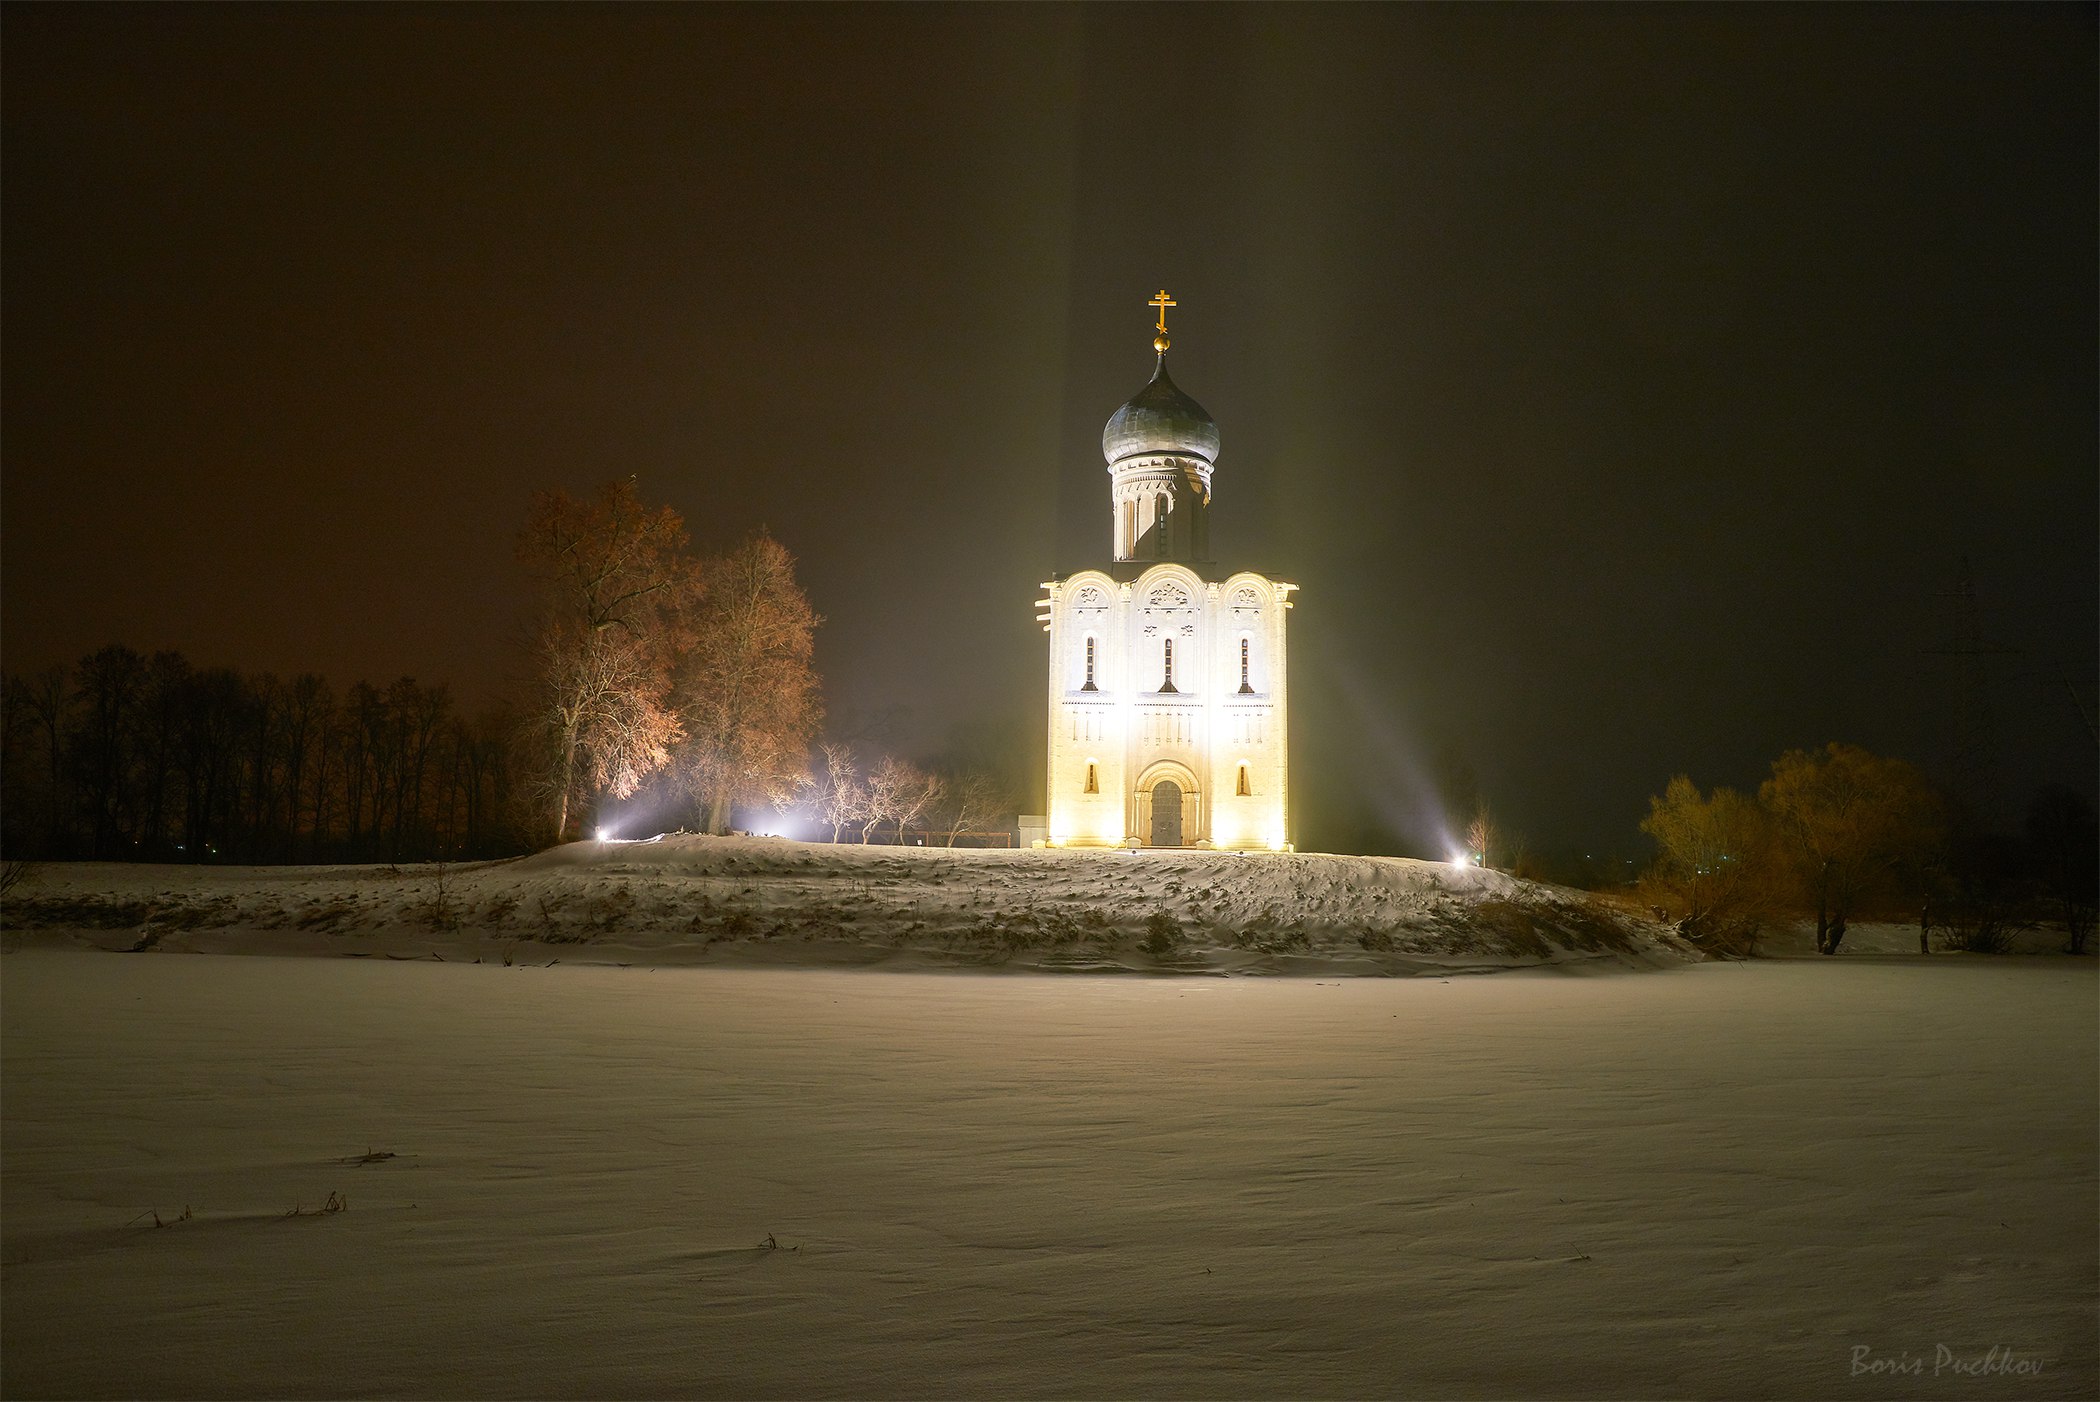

left=1150, top=780, right=1183, bottom=847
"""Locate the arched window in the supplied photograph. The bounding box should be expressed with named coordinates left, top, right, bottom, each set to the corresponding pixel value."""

left=1155, top=493, right=1169, bottom=557
left=1081, top=636, right=1097, bottom=692
left=1238, top=637, right=1254, bottom=694
left=1160, top=638, right=1177, bottom=693
left=1084, top=762, right=1099, bottom=794
left=1236, top=763, right=1251, bottom=797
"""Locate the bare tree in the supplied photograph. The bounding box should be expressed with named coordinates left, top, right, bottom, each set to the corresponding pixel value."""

left=136, top=652, right=191, bottom=856
left=807, top=742, right=867, bottom=843
left=71, top=645, right=146, bottom=858
left=241, top=673, right=287, bottom=860
left=894, top=765, right=942, bottom=846
left=861, top=755, right=936, bottom=845
left=1465, top=802, right=1499, bottom=869
left=674, top=531, right=822, bottom=834
left=934, top=770, right=1015, bottom=846
left=529, top=620, right=681, bottom=838
left=15, top=666, right=70, bottom=852
left=280, top=674, right=331, bottom=860
left=858, top=757, right=899, bottom=843
left=517, top=479, right=697, bottom=842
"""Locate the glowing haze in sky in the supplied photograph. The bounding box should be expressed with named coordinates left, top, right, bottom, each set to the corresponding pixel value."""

left=4, top=6, right=2092, bottom=855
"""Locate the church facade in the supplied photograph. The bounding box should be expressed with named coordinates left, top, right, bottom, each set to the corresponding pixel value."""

left=1036, top=294, right=1295, bottom=849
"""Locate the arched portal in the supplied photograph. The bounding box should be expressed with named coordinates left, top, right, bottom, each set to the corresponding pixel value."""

left=1150, top=780, right=1184, bottom=847
left=1132, top=758, right=1202, bottom=848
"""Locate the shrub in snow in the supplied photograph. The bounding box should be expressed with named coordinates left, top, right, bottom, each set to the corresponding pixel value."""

left=1942, top=909, right=2017, bottom=955
left=419, top=865, right=461, bottom=932
left=0, top=859, right=35, bottom=898
left=1232, top=924, right=1310, bottom=954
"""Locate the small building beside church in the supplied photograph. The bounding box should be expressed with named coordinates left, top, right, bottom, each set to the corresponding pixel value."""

left=1036, top=294, right=1295, bottom=849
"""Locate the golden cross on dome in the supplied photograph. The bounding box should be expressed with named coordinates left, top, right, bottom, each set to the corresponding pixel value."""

left=1149, top=289, right=1176, bottom=334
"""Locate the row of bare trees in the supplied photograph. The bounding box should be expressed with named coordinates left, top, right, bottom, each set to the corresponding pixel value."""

left=1, top=647, right=524, bottom=862
left=516, top=479, right=821, bottom=842
left=801, top=745, right=1014, bottom=845
left=0, top=478, right=1007, bottom=863
left=1639, top=742, right=2097, bottom=956
left=0, top=475, right=1042, bottom=863
left=0, top=479, right=824, bottom=860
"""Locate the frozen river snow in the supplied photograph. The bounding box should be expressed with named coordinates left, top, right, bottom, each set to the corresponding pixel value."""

left=3, top=951, right=2094, bottom=1399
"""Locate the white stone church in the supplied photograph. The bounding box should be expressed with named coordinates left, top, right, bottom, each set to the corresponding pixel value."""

left=1035, top=295, right=1294, bottom=849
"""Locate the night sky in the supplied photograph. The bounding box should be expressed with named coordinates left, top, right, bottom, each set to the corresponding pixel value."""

left=6, top=5, right=2094, bottom=857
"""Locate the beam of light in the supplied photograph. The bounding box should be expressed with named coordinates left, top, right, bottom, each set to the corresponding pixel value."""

left=597, top=827, right=613, bottom=842
left=1322, top=644, right=1464, bottom=859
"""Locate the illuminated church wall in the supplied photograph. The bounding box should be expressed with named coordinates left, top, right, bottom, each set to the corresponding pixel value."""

left=1037, top=293, right=1294, bottom=850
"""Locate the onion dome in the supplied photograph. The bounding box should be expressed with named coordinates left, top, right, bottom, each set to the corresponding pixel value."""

left=1102, top=354, right=1220, bottom=467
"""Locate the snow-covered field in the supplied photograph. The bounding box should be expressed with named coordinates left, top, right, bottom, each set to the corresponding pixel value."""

left=0, top=836, right=1690, bottom=975
left=3, top=951, right=2093, bottom=1399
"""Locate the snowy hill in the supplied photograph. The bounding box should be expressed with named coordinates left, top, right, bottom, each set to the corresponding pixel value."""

left=0, top=836, right=1692, bottom=975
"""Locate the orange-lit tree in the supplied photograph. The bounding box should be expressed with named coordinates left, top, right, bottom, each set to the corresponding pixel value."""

left=517, top=480, right=697, bottom=841
left=1639, top=775, right=1784, bottom=954
left=1760, top=743, right=1943, bottom=955
left=673, top=531, right=821, bottom=835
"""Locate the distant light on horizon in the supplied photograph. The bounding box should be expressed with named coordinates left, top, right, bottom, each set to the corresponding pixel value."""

left=597, top=826, right=612, bottom=842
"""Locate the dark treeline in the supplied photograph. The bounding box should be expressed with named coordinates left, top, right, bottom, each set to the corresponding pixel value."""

left=2, top=645, right=529, bottom=863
